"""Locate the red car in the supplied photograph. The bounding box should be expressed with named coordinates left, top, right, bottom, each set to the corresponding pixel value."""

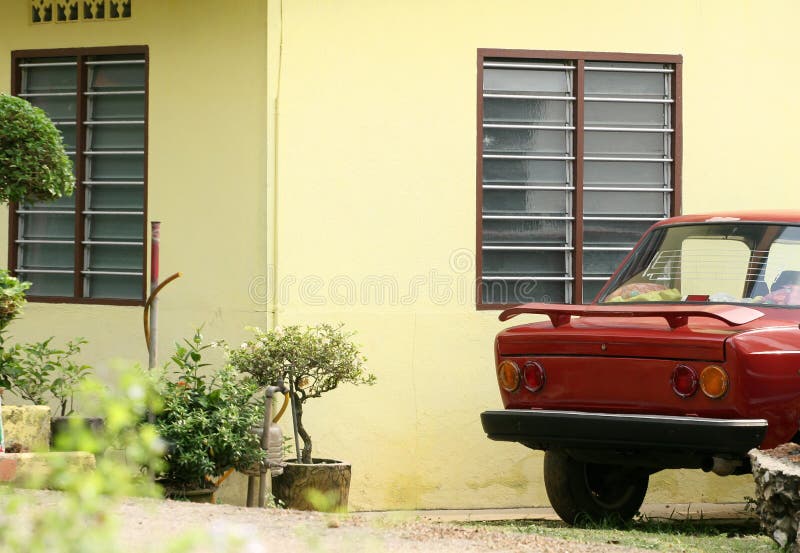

left=481, top=211, right=800, bottom=524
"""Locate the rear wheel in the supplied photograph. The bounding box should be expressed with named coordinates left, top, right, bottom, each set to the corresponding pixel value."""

left=543, top=450, right=649, bottom=525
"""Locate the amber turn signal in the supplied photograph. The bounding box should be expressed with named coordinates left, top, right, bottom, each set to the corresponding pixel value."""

left=700, top=365, right=729, bottom=399
left=498, top=360, right=521, bottom=392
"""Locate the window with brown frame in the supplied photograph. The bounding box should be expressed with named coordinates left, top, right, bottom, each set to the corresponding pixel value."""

left=10, top=46, right=148, bottom=305
left=476, top=49, right=682, bottom=308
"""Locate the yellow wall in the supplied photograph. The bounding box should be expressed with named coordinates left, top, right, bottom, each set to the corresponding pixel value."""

left=0, top=0, right=271, bottom=502
left=0, top=1, right=270, bottom=365
left=266, top=0, right=797, bottom=510
left=2, top=0, right=799, bottom=511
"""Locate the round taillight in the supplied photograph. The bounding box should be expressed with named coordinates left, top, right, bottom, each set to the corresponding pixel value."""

left=700, top=365, right=729, bottom=399
left=671, top=365, right=698, bottom=398
left=498, top=360, right=521, bottom=392
left=523, top=361, right=546, bottom=392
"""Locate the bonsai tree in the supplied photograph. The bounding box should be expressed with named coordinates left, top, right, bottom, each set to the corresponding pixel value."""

left=155, top=330, right=264, bottom=493
left=0, top=94, right=74, bottom=204
left=229, top=323, right=374, bottom=464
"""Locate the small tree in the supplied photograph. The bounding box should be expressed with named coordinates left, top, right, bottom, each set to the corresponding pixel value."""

left=0, top=94, right=72, bottom=333
left=229, top=324, right=374, bottom=464
left=0, top=93, right=74, bottom=204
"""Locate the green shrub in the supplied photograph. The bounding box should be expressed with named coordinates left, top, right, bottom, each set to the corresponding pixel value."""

left=155, top=329, right=264, bottom=490
left=0, top=93, right=74, bottom=204
left=0, top=270, right=30, bottom=331
left=0, top=336, right=92, bottom=416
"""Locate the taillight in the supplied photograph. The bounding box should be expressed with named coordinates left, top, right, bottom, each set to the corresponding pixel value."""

left=671, top=365, right=698, bottom=398
left=700, top=365, right=729, bottom=399
left=523, top=361, right=546, bottom=392
left=498, top=360, right=521, bottom=392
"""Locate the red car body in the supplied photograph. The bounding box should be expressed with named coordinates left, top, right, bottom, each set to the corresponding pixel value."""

left=481, top=211, right=800, bottom=523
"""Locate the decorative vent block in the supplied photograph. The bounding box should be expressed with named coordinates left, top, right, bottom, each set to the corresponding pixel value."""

left=56, top=1, right=79, bottom=22
left=32, top=0, right=53, bottom=22
left=31, top=0, right=131, bottom=23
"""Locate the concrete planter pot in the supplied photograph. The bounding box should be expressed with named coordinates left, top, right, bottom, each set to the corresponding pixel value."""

left=272, top=459, right=351, bottom=511
left=50, top=416, right=105, bottom=449
left=163, top=485, right=218, bottom=504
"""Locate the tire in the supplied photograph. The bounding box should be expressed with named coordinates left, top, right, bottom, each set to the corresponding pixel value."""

left=543, top=450, right=649, bottom=525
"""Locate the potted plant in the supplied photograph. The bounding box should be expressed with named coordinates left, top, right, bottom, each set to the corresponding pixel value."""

left=155, top=329, right=264, bottom=502
left=0, top=334, right=97, bottom=447
left=228, top=323, right=375, bottom=511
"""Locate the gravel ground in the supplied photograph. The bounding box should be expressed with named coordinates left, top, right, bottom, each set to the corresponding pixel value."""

left=115, top=497, right=652, bottom=553
left=2, top=490, right=651, bottom=553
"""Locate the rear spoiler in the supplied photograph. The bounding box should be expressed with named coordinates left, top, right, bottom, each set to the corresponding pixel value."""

left=499, top=303, right=765, bottom=329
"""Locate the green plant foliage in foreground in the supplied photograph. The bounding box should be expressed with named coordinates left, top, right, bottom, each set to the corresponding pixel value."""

left=0, top=367, right=165, bottom=553
left=0, top=94, right=75, bottom=204
left=467, top=518, right=778, bottom=553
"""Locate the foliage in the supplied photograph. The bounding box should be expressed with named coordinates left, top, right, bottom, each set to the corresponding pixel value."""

left=0, top=336, right=92, bottom=416
left=228, top=323, right=374, bottom=463
left=0, top=270, right=30, bottom=331
left=155, top=329, right=264, bottom=490
left=0, top=366, right=166, bottom=553
left=0, top=94, right=75, bottom=204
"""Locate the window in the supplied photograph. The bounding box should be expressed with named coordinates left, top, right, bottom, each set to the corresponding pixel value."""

left=10, top=47, right=148, bottom=304
left=477, top=49, right=681, bottom=308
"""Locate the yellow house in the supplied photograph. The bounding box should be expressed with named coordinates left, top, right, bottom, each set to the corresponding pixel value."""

left=1, top=0, right=798, bottom=510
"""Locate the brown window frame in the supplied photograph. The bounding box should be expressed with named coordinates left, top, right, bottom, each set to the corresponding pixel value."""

left=476, top=48, right=682, bottom=310
left=9, top=45, right=149, bottom=306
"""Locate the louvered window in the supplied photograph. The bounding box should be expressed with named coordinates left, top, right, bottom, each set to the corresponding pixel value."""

left=11, top=48, right=147, bottom=303
left=477, top=50, right=681, bottom=307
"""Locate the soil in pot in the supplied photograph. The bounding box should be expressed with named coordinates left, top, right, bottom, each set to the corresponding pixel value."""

left=272, top=458, right=351, bottom=511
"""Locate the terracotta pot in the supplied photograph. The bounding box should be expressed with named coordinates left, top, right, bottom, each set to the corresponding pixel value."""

left=272, top=458, right=351, bottom=511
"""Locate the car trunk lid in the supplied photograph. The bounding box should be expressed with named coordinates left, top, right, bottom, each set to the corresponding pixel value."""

left=496, top=303, right=765, bottom=361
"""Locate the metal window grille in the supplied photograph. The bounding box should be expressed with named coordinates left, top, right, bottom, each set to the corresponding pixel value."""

left=12, top=50, right=147, bottom=302
left=479, top=52, right=680, bottom=307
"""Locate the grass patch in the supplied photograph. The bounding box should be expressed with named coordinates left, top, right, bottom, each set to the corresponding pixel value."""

left=465, top=517, right=779, bottom=553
